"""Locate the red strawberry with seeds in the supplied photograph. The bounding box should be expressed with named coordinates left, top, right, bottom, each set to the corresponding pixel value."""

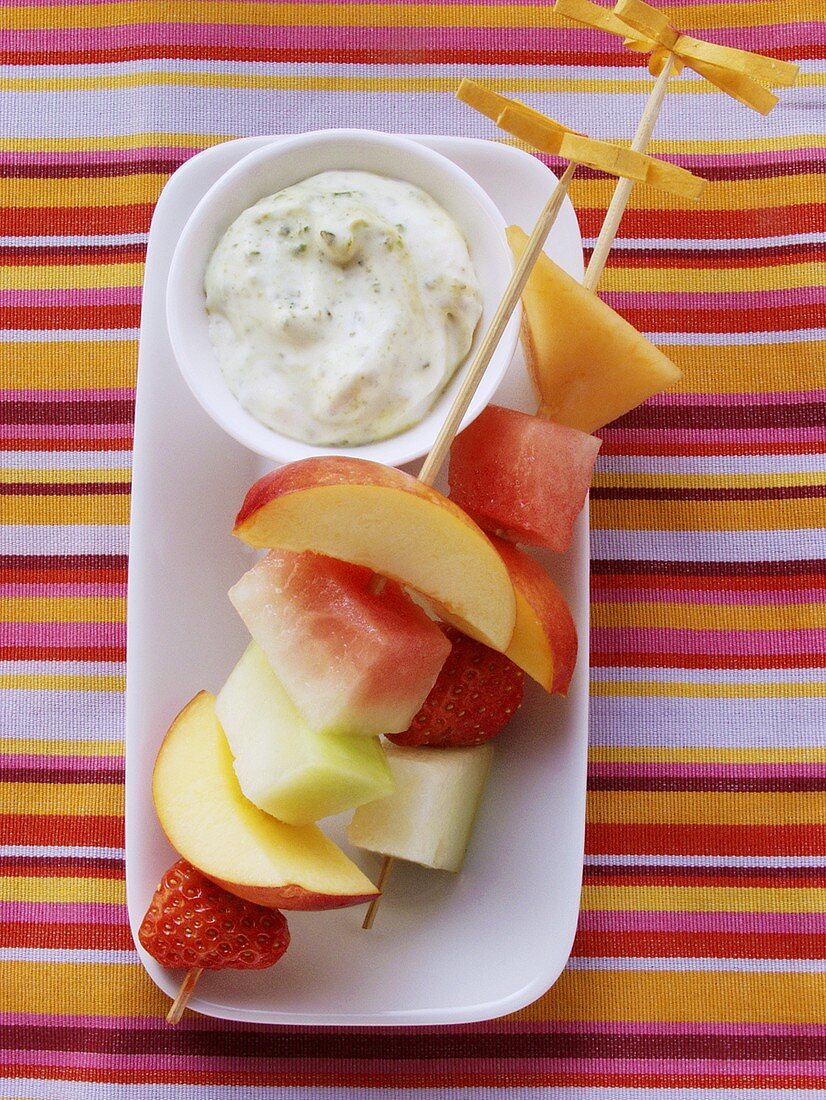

left=139, top=859, right=290, bottom=1022
left=387, top=625, right=524, bottom=748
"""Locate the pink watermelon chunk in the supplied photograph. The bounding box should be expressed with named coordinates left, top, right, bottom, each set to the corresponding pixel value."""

left=229, top=549, right=451, bottom=738
left=448, top=405, right=601, bottom=553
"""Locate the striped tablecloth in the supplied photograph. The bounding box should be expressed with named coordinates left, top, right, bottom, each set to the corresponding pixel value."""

left=2, top=1, right=823, bottom=1095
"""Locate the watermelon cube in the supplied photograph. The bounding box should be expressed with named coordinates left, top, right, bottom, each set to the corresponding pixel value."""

left=229, top=548, right=451, bottom=738
left=448, top=404, right=601, bottom=553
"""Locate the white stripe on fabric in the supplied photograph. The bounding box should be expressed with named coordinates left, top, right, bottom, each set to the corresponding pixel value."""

left=586, top=232, right=826, bottom=251
left=589, top=697, right=826, bottom=748
left=0, top=525, right=129, bottom=554
left=595, top=454, right=826, bottom=476
left=1, top=846, right=124, bottom=860
left=0, top=329, right=140, bottom=343
left=0, top=661, right=125, bottom=677
left=0, top=452, right=132, bottom=471
left=567, top=957, right=826, bottom=972
left=1, top=690, right=124, bottom=741
left=590, top=527, right=826, bottom=561
left=0, top=233, right=148, bottom=248
left=647, top=328, right=826, bottom=346
left=6, top=87, right=821, bottom=142
left=586, top=854, right=826, bottom=869
left=589, top=667, right=826, bottom=685
left=1, top=948, right=135, bottom=963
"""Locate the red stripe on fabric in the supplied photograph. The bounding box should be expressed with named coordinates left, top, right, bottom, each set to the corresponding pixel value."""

left=585, top=823, right=826, bottom=856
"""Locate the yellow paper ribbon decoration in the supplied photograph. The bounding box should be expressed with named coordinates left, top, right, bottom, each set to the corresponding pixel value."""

left=458, top=82, right=706, bottom=198
left=554, top=0, right=799, bottom=115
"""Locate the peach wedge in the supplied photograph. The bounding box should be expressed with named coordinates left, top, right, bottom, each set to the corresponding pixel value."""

left=233, top=456, right=517, bottom=651
left=152, top=691, right=380, bottom=910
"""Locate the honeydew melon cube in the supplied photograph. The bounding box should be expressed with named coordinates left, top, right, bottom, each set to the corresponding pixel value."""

left=215, top=643, right=394, bottom=826
left=229, top=549, right=451, bottom=738
left=346, top=742, right=493, bottom=872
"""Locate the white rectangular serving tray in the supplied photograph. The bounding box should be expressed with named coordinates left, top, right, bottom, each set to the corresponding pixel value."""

left=126, top=134, right=588, bottom=1026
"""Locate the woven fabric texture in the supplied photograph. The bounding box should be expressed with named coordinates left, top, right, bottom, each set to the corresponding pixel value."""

left=1, top=0, right=824, bottom=1095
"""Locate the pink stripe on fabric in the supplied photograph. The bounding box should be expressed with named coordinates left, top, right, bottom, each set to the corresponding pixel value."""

left=0, top=902, right=127, bottom=924
left=600, top=427, right=826, bottom=443
left=0, top=425, right=133, bottom=439
left=650, top=390, right=826, bottom=407
left=591, top=587, right=826, bottom=606
left=0, top=584, right=127, bottom=597
left=0, top=22, right=819, bottom=52
left=592, top=627, right=826, bottom=657
left=0, top=288, right=140, bottom=308
left=578, top=910, right=826, bottom=933
left=4, top=1050, right=824, bottom=1075
left=603, top=288, right=826, bottom=312
left=3, top=623, right=124, bottom=646
left=0, top=388, right=136, bottom=401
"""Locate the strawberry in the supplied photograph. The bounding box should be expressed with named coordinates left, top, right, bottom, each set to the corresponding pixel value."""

left=387, top=625, right=524, bottom=748
left=138, top=859, right=290, bottom=972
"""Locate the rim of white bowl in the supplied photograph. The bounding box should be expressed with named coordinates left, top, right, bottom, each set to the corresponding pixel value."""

left=166, top=128, right=519, bottom=469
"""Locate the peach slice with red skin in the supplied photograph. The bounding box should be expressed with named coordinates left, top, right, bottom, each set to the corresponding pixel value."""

left=152, top=691, right=380, bottom=910
left=494, top=538, right=578, bottom=695
left=233, top=456, right=517, bottom=652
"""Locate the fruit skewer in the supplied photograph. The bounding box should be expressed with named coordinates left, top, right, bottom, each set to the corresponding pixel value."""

left=360, top=100, right=688, bottom=929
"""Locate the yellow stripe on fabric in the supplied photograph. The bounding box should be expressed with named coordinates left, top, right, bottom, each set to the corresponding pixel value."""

left=591, top=680, right=826, bottom=699
left=593, top=472, right=826, bottom=489
left=573, top=174, right=825, bottom=212
left=0, top=673, right=126, bottom=692
left=522, top=969, right=826, bottom=1023
left=1, top=175, right=164, bottom=207
left=592, top=601, right=825, bottom=632
left=3, top=597, right=125, bottom=623
left=4, top=497, right=130, bottom=526
left=0, top=263, right=143, bottom=292
left=590, top=498, right=826, bottom=532
left=599, top=262, right=824, bottom=294
left=664, top=343, right=825, bottom=395
left=0, top=783, right=122, bottom=816
left=0, top=960, right=209, bottom=1017
left=0, top=876, right=124, bottom=905
left=0, top=469, right=131, bottom=484
left=2, top=72, right=822, bottom=94
left=581, top=885, right=826, bottom=913
left=589, top=745, right=826, bottom=763
left=0, top=132, right=820, bottom=154
left=2, top=0, right=817, bottom=30
left=0, top=342, right=136, bottom=389
left=1, top=738, right=123, bottom=757
left=586, top=791, right=826, bottom=826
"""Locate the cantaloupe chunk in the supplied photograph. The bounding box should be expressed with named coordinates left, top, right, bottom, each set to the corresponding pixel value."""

left=215, top=643, right=394, bottom=826
left=508, top=225, right=682, bottom=432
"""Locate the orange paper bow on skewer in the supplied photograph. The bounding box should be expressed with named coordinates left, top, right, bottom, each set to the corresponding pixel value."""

left=554, top=0, right=799, bottom=114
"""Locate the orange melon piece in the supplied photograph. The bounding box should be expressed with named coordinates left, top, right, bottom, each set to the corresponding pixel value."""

left=508, top=225, right=682, bottom=433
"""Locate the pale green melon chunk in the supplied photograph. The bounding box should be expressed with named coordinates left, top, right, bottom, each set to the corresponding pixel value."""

left=215, top=643, right=394, bottom=826
left=346, top=742, right=492, bottom=872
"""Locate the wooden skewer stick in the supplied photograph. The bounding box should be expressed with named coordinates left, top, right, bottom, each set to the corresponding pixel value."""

left=583, top=52, right=675, bottom=292
left=417, top=160, right=576, bottom=487
left=166, top=966, right=204, bottom=1025
left=362, top=160, right=577, bottom=930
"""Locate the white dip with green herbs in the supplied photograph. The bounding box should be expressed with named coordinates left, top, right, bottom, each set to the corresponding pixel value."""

left=204, top=170, right=483, bottom=446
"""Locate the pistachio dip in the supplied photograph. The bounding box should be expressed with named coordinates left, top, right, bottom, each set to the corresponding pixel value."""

left=204, top=170, right=483, bottom=446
